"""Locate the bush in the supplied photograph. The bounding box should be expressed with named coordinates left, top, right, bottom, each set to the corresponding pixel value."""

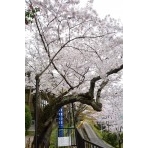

left=102, top=132, right=118, bottom=147
left=120, top=132, right=123, bottom=143
left=25, top=105, right=32, bottom=132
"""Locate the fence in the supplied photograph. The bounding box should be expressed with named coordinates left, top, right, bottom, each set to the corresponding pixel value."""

left=75, top=128, right=104, bottom=148
left=57, top=127, right=104, bottom=148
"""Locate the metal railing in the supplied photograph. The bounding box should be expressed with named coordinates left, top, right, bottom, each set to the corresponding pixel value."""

left=57, top=127, right=104, bottom=148
left=75, top=128, right=104, bottom=148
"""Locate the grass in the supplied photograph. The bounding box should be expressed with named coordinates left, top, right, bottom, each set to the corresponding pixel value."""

left=50, top=126, right=58, bottom=148
left=25, top=130, right=35, bottom=136
left=86, top=119, right=103, bottom=139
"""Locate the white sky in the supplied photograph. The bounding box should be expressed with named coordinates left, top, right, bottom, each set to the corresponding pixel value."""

left=80, top=0, right=123, bottom=21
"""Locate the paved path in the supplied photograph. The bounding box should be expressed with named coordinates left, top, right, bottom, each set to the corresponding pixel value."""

left=83, top=122, right=113, bottom=148
left=25, top=125, right=34, bottom=147
left=25, top=136, right=34, bottom=148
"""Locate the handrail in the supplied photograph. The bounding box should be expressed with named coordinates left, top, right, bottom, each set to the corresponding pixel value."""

left=76, top=128, right=104, bottom=148
left=57, top=127, right=104, bottom=148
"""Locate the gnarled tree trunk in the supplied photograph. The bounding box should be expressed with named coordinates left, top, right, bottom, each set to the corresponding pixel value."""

left=32, top=104, right=57, bottom=148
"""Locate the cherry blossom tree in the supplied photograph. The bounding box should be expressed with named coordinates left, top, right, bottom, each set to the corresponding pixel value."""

left=97, top=70, right=123, bottom=132
left=25, top=0, right=123, bottom=147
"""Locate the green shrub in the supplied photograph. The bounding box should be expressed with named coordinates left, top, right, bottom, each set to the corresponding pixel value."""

left=25, top=105, right=32, bottom=132
left=120, top=132, right=123, bottom=143
left=102, top=132, right=118, bottom=147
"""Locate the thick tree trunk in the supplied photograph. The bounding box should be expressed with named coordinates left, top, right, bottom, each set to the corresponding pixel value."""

left=32, top=114, right=56, bottom=148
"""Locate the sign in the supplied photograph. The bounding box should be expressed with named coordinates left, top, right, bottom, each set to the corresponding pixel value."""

left=58, top=108, right=64, bottom=137
left=58, top=137, right=71, bottom=146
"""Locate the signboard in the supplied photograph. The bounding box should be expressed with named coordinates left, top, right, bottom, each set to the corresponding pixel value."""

left=58, top=137, right=71, bottom=146
left=58, top=108, right=64, bottom=137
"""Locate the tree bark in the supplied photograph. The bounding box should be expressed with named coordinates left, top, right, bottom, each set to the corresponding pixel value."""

left=32, top=110, right=56, bottom=148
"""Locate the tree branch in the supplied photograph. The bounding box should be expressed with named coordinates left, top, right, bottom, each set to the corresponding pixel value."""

left=51, top=61, right=73, bottom=89
left=84, top=43, right=102, bottom=62
left=70, top=20, right=93, bottom=29
left=96, top=80, right=109, bottom=103
left=107, top=64, right=123, bottom=76
left=89, top=64, right=123, bottom=98
left=56, top=93, right=102, bottom=111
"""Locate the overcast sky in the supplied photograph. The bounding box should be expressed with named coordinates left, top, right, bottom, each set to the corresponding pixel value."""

left=80, top=0, right=123, bottom=21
